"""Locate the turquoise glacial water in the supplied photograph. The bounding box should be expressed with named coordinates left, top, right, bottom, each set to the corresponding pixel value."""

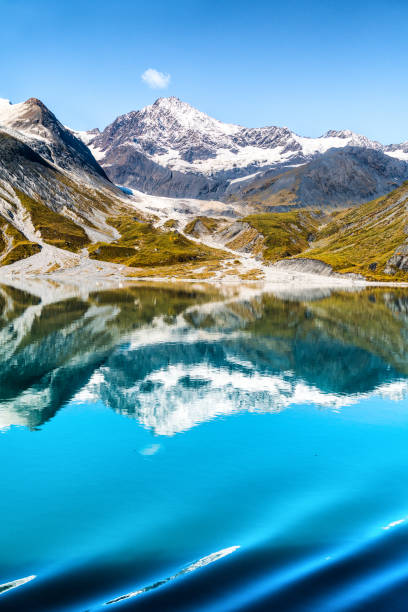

left=1, top=283, right=408, bottom=611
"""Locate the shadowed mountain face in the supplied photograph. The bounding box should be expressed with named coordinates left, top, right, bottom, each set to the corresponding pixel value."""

left=0, top=97, right=108, bottom=180
left=0, top=131, right=130, bottom=259
left=0, top=98, right=151, bottom=269
left=230, top=147, right=408, bottom=210
left=1, top=283, right=408, bottom=434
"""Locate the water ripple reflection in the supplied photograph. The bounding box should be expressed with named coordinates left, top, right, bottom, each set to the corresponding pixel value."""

left=1, top=283, right=408, bottom=611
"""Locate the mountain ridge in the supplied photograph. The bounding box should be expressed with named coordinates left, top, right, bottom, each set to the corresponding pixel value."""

left=0, top=94, right=408, bottom=283
left=0, top=98, right=230, bottom=276
left=0, top=97, right=109, bottom=180
left=67, top=96, right=408, bottom=199
left=231, top=146, right=408, bottom=210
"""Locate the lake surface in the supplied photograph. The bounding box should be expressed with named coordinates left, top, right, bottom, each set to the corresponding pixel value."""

left=1, top=282, right=408, bottom=611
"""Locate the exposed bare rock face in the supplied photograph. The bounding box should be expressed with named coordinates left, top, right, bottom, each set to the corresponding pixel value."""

left=0, top=133, right=134, bottom=276
left=235, top=147, right=408, bottom=210
left=216, top=221, right=264, bottom=253
left=270, top=257, right=365, bottom=280
left=385, top=243, right=408, bottom=274
left=0, top=97, right=144, bottom=270
left=100, top=145, right=221, bottom=198
left=0, top=97, right=154, bottom=265
left=271, top=258, right=337, bottom=276
left=0, top=97, right=109, bottom=180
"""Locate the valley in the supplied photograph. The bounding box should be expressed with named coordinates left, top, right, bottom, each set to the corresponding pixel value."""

left=0, top=96, right=407, bottom=285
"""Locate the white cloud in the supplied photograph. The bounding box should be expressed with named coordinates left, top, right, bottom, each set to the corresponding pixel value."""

left=141, top=68, right=171, bottom=89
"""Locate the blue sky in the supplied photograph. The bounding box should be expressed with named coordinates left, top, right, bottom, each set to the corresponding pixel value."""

left=1, top=0, right=407, bottom=142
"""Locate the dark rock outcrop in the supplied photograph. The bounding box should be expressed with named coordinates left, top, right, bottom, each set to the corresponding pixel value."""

left=385, top=243, right=408, bottom=274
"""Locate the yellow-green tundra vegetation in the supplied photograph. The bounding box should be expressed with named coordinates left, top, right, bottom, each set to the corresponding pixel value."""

left=234, top=182, right=408, bottom=281
left=88, top=215, right=228, bottom=268
left=0, top=214, right=41, bottom=266
left=241, top=210, right=320, bottom=261
left=184, top=216, right=223, bottom=237
left=16, top=189, right=90, bottom=252
left=4, top=173, right=408, bottom=282
left=295, top=181, right=408, bottom=281
left=5, top=185, right=229, bottom=275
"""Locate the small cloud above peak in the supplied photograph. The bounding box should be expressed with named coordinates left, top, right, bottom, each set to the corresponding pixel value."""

left=141, top=68, right=171, bottom=89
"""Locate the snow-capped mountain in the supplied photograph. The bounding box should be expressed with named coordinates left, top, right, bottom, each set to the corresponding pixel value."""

left=81, top=97, right=408, bottom=198
left=0, top=95, right=248, bottom=275
left=0, top=93, right=408, bottom=276
left=2, top=95, right=407, bottom=207
left=384, top=140, right=408, bottom=160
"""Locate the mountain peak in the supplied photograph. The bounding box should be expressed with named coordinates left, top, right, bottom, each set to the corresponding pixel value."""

left=139, top=96, right=241, bottom=137
left=0, top=96, right=54, bottom=129
left=25, top=97, right=46, bottom=107
left=149, top=96, right=209, bottom=118
left=324, top=129, right=360, bottom=139
left=0, top=95, right=108, bottom=179
left=153, top=96, right=184, bottom=106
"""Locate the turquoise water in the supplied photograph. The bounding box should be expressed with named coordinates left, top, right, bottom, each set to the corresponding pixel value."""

left=1, top=283, right=408, bottom=611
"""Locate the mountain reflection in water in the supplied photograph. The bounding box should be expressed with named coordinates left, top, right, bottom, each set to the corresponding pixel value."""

left=1, top=282, right=408, bottom=611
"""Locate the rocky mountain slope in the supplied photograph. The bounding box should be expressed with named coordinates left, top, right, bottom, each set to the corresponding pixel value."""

left=230, top=146, right=408, bottom=210
left=1, top=94, right=408, bottom=282
left=0, top=96, right=126, bottom=250
left=0, top=98, right=228, bottom=272
left=0, top=128, right=127, bottom=264
left=0, top=97, right=108, bottom=180
left=78, top=96, right=408, bottom=200
left=290, top=180, right=408, bottom=280
left=182, top=178, right=408, bottom=281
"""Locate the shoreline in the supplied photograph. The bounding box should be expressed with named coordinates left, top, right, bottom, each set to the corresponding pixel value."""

left=1, top=265, right=408, bottom=306
left=0, top=244, right=407, bottom=303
